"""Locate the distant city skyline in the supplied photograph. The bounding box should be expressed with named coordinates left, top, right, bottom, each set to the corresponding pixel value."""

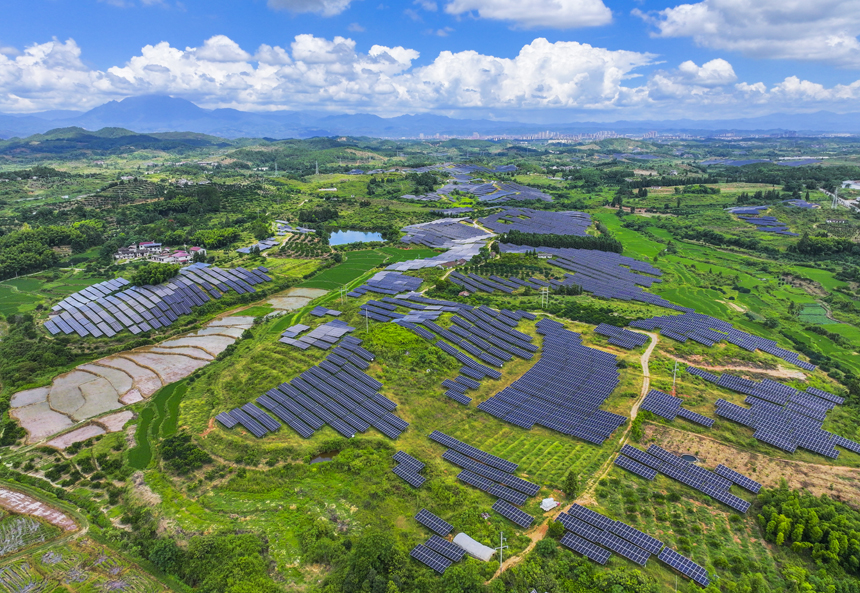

left=2, top=0, right=860, bottom=120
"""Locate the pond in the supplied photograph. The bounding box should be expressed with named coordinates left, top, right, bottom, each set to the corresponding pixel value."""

left=329, top=230, right=383, bottom=245
left=310, top=451, right=339, bottom=464
left=681, top=454, right=698, bottom=463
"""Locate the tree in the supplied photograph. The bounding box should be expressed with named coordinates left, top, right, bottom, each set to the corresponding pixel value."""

left=130, top=263, right=180, bottom=286
left=563, top=471, right=579, bottom=497
left=547, top=520, right=566, bottom=539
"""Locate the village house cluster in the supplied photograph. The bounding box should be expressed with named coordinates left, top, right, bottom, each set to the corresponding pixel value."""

left=113, top=241, right=207, bottom=265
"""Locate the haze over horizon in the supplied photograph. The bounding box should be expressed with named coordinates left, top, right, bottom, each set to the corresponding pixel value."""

left=3, top=0, right=860, bottom=123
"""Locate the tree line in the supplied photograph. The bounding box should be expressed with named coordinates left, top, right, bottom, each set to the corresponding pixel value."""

left=498, top=230, right=623, bottom=254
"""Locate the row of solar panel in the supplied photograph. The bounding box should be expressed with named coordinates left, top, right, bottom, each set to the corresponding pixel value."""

left=615, top=445, right=754, bottom=513
left=46, top=266, right=271, bottom=338
left=631, top=312, right=815, bottom=371
left=640, top=389, right=715, bottom=428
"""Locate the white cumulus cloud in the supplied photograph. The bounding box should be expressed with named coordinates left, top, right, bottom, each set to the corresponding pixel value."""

left=3, top=34, right=860, bottom=120
left=445, top=0, right=612, bottom=29
left=635, top=0, right=860, bottom=68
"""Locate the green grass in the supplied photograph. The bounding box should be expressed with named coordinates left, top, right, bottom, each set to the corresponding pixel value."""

left=300, top=247, right=436, bottom=290
left=127, top=407, right=155, bottom=470
left=232, top=305, right=273, bottom=317
left=797, top=303, right=835, bottom=325
left=128, top=381, right=188, bottom=469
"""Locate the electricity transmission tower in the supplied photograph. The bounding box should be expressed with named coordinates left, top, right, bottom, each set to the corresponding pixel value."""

left=540, top=286, right=550, bottom=309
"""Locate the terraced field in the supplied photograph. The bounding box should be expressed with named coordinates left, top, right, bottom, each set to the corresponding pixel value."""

left=10, top=316, right=255, bottom=445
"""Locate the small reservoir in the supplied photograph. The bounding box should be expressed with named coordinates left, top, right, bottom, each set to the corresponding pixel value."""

left=329, top=230, right=383, bottom=245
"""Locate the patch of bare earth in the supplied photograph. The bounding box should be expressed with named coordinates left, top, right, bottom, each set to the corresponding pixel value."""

left=783, top=274, right=828, bottom=297
left=10, top=316, right=255, bottom=443
left=666, top=353, right=806, bottom=380
left=0, top=487, right=78, bottom=531
left=130, top=472, right=162, bottom=506
left=644, top=424, right=860, bottom=505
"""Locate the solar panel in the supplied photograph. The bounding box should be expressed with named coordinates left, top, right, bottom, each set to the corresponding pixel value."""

left=614, top=455, right=657, bottom=480
left=410, top=544, right=452, bottom=574
left=658, top=547, right=710, bottom=587
left=215, top=412, right=238, bottom=428
left=425, top=535, right=466, bottom=562
left=608, top=521, right=664, bottom=555
left=393, top=464, right=425, bottom=488
left=429, top=431, right=518, bottom=472
left=569, top=504, right=614, bottom=531
left=415, top=509, right=453, bottom=536
left=393, top=451, right=425, bottom=472
left=559, top=532, right=611, bottom=565
left=492, top=500, right=534, bottom=529
left=599, top=531, right=650, bottom=566
left=713, top=464, right=761, bottom=493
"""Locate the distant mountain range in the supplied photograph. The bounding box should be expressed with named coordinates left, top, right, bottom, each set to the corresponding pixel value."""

left=2, top=95, right=860, bottom=140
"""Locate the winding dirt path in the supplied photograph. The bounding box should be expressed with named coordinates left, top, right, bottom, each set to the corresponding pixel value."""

left=487, top=330, right=659, bottom=580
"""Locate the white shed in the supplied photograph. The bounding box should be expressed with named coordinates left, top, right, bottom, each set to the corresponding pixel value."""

left=453, top=533, right=496, bottom=562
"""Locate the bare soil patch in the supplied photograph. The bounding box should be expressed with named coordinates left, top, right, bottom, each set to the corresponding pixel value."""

left=666, top=353, right=806, bottom=380
left=10, top=402, right=74, bottom=442
left=47, top=425, right=106, bottom=450
left=0, top=488, right=78, bottom=531
left=783, top=274, right=828, bottom=297
left=94, top=410, right=134, bottom=433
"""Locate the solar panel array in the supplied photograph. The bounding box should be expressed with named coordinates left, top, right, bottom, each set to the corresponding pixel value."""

left=499, top=244, right=689, bottom=313
left=425, top=534, right=466, bottom=562
left=658, top=547, right=711, bottom=587
left=45, top=265, right=272, bottom=338
left=492, top=500, right=534, bottom=528
left=217, top=335, right=407, bottom=440
left=737, top=215, right=799, bottom=236
left=555, top=504, right=669, bottom=569
left=236, top=237, right=280, bottom=253
left=356, top=298, right=537, bottom=405
left=630, top=313, right=816, bottom=370
left=713, top=464, right=762, bottom=494
left=392, top=451, right=426, bottom=488
left=279, top=320, right=355, bottom=350
left=415, top=509, right=452, bottom=536
left=432, top=430, right=541, bottom=514
left=480, top=208, right=591, bottom=236
left=399, top=218, right=494, bottom=249
left=477, top=319, right=626, bottom=444
left=410, top=544, right=451, bottom=574
left=594, top=324, right=650, bottom=350
left=640, top=389, right=715, bottom=428
left=615, top=445, right=751, bottom=513
left=347, top=271, right=424, bottom=298
left=689, top=367, right=859, bottom=457
left=386, top=243, right=487, bottom=272
left=430, top=431, right=518, bottom=471
left=310, top=306, right=341, bottom=317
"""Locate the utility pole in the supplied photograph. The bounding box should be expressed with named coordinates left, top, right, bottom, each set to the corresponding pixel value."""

left=832, top=187, right=839, bottom=210
left=315, top=161, right=319, bottom=176
left=496, top=531, right=508, bottom=573
left=540, top=286, right=549, bottom=309
left=365, top=308, right=370, bottom=333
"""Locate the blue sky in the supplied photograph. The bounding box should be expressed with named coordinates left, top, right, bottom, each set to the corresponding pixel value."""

left=1, top=0, right=859, bottom=120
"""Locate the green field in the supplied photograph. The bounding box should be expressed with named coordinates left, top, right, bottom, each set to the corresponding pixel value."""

left=128, top=381, right=188, bottom=470
left=299, top=247, right=437, bottom=289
